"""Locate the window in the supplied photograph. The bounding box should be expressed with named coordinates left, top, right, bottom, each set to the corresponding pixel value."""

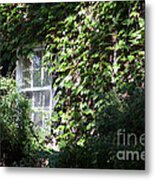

left=16, top=46, right=52, bottom=131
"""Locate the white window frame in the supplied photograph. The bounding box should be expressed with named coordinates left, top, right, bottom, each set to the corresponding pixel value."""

left=16, top=46, right=53, bottom=132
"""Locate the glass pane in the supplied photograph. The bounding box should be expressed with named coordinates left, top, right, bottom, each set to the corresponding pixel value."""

left=33, top=55, right=41, bottom=68
left=25, top=91, right=32, bottom=99
left=32, top=111, right=50, bottom=128
left=33, top=90, right=50, bottom=108
left=33, top=112, right=43, bottom=127
left=22, top=71, right=31, bottom=88
left=34, top=91, right=42, bottom=107
left=33, top=69, right=41, bottom=87
left=43, top=69, right=51, bottom=86
left=44, top=112, right=50, bottom=121
left=42, top=90, right=50, bottom=107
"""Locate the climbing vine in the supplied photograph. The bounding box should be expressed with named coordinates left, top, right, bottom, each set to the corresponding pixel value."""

left=0, top=1, right=145, bottom=169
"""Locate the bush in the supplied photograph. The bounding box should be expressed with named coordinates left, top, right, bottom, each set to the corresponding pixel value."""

left=0, top=77, right=39, bottom=166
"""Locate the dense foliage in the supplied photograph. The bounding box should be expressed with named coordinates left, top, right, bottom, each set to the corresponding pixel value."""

left=0, top=77, right=37, bottom=166
left=0, top=1, right=145, bottom=169
left=44, top=1, right=145, bottom=169
left=0, top=3, right=78, bottom=75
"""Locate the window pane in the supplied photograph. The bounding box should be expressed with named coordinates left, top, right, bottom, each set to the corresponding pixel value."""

left=34, top=91, right=42, bottom=107
left=33, top=69, right=41, bottom=87
left=43, top=69, right=51, bottom=86
left=25, top=91, right=32, bottom=99
left=42, top=90, right=50, bottom=107
left=33, top=55, right=41, bottom=68
left=33, top=90, right=50, bottom=108
left=22, top=71, right=31, bottom=88
left=33, top=112, right=43, bottom=127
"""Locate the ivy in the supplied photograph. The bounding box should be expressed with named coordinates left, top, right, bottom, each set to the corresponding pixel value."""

left=0, top=1, right=145, bottom=169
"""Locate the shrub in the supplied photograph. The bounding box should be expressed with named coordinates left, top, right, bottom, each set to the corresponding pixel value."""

left=0, top=77, right=39, bottom=166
